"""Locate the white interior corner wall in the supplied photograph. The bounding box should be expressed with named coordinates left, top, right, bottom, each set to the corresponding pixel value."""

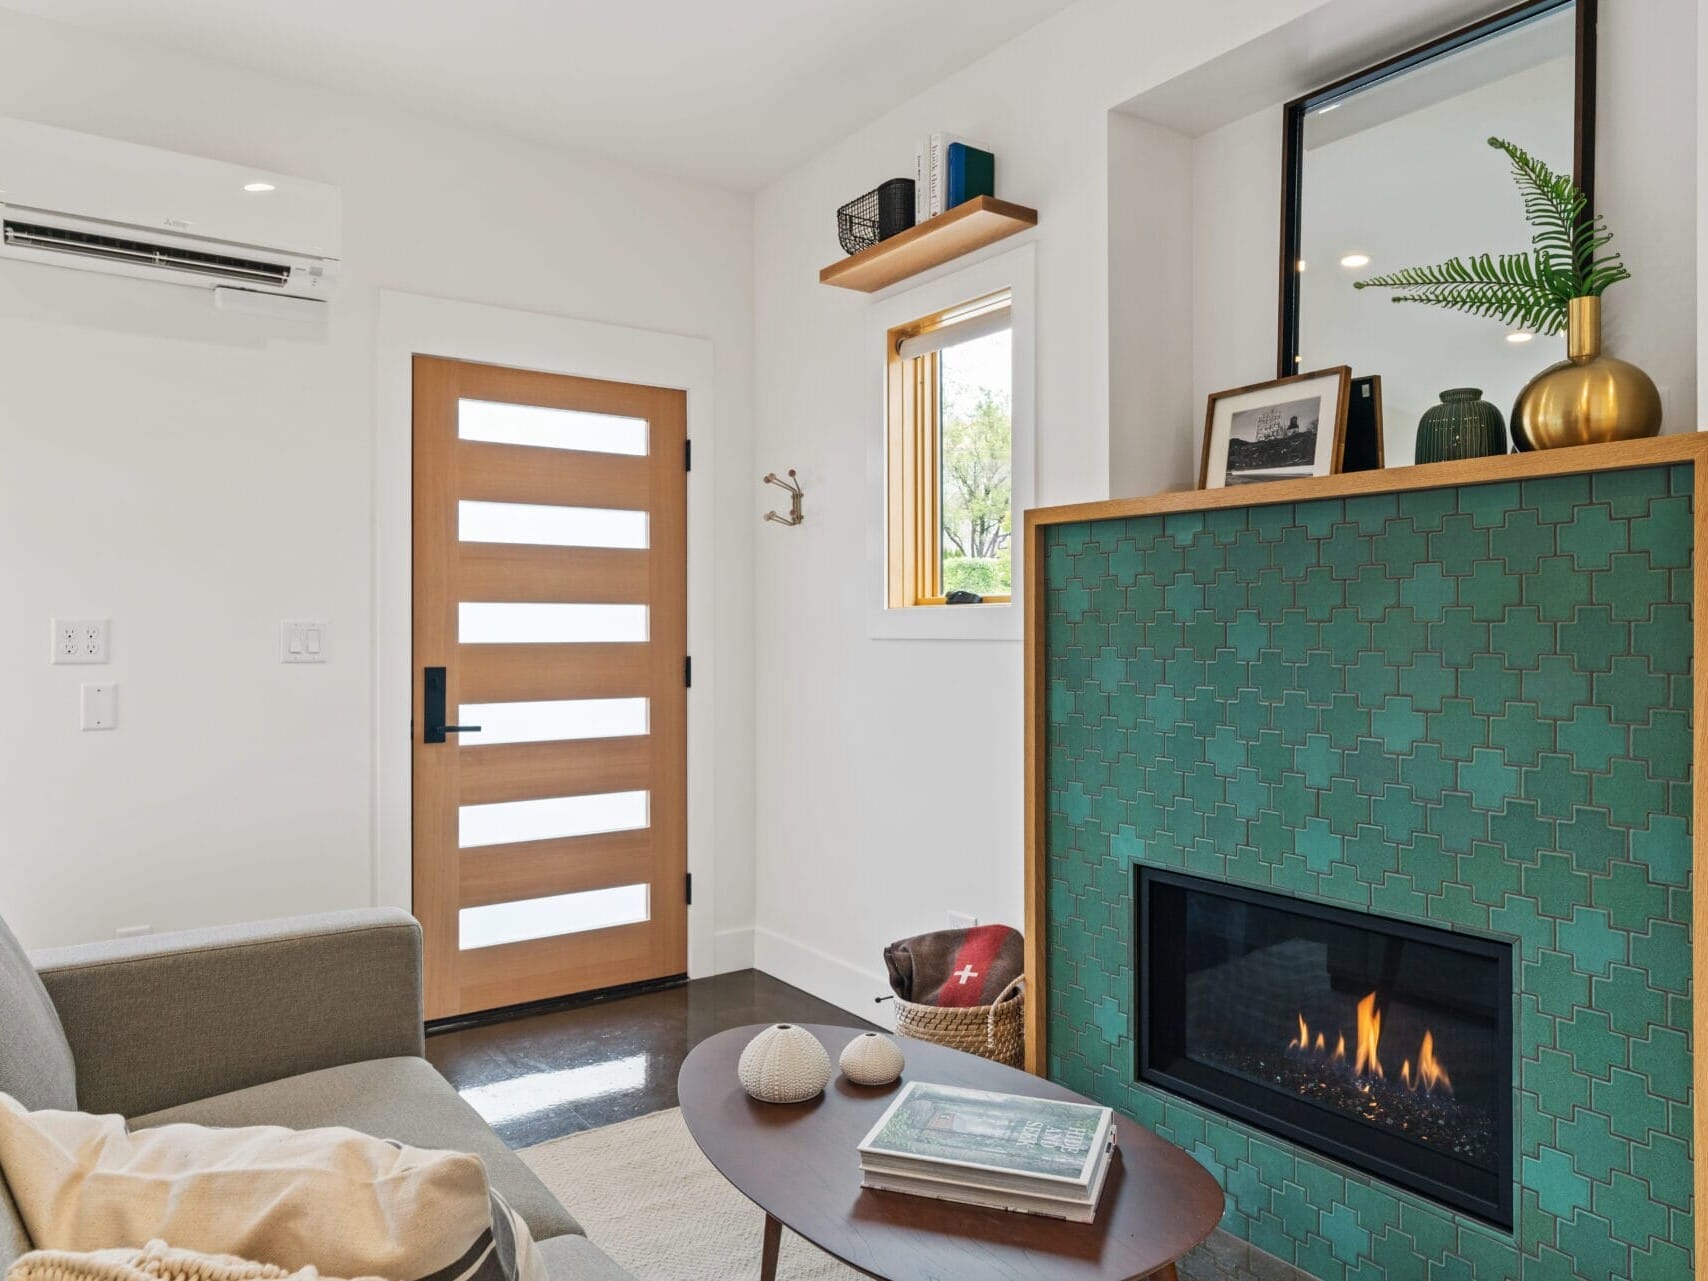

left=0, top=7, right=757, bottom=957
left=1107, top=113, right=1195, bottom=499
left=749, top=0, right=1334, bottom=1020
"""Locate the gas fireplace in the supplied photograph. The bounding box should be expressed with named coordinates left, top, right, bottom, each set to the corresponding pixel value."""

left=1136, top=869, right=1513, bottom=1226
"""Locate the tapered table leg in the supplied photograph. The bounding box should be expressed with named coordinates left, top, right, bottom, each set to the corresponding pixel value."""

left=760, top=1213, right=783, bottom=1281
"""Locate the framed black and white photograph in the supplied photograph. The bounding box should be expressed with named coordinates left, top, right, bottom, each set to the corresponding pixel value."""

left=1199, top=367, right=1351, bottom=489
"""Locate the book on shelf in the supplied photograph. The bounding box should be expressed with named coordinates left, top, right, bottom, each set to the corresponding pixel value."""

left=945, top=142, right=995, bottom=209
left=919, top=135, right=996, bottom=218
left=856, top=1081, right=1116, bottom=1221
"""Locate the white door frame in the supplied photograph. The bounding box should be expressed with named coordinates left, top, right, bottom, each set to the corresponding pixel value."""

left=373, top=290, right=718, bottom=982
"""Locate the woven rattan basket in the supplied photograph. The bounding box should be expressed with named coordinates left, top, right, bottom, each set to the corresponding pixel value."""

left=892, top=977, right=1024, bottom=1067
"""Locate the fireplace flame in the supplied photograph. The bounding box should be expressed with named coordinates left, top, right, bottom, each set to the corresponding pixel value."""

left=1417, top=1030, right=1453, bottom=1095
left=1355, top=992, right=1384, bottom=1079
left=1283, top=992, right=1455, bottom=1098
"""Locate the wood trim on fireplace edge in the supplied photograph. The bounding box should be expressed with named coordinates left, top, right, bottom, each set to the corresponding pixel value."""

left=1020, top=431, right=1708, bottom=1266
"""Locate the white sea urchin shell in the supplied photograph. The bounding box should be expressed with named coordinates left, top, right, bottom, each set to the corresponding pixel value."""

left=737, top=1024, right=833, bottom=1103
left=838, top=1031, right=905, bottom=1086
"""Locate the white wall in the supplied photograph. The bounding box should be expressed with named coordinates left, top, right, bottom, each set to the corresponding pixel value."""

left=753, top=0, right=1701, bottom=1021
left=0, top=8, right=757, bottom=956
left=750, top=0, right=1332, bottom=1017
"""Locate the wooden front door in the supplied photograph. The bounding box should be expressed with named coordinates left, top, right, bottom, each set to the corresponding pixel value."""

left=412, top=355, right=687, bottom=1019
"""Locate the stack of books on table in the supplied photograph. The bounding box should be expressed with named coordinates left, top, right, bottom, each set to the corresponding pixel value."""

left=856, top=1081, right=1117, bottom=1223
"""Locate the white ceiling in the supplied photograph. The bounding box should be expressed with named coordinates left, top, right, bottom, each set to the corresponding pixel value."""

left=0, top=0, right=1077, bottom=190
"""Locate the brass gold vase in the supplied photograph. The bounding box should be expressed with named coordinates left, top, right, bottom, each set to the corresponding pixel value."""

left=1510, top=297, right=1662, bottom=450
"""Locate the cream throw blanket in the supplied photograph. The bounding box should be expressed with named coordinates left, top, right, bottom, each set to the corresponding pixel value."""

left=7, top=1240, right=371, bottom=1281
left=0, top=1096, right=544, bottom=1281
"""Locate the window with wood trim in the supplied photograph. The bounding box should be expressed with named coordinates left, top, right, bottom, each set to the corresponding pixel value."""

left=886, top=290, right=1013, bottom=608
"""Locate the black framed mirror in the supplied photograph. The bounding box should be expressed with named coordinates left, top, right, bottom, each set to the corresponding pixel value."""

left=1277, top=1, right=1597, bottom=456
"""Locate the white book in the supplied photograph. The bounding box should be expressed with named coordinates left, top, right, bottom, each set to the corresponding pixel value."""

left=862, top=1133, right=1115, bottom=1203
left=914, top=142, right=926, bottom=224
left=926, top=132, right=946, bottom=218
left=856, top=1081, right=1116, bottom=1199
left=861, top=1145, right=1114, bottom=1223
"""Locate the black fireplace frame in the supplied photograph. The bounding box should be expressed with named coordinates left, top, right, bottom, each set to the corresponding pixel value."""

left=1135, top=868, right=1515, bottom=1228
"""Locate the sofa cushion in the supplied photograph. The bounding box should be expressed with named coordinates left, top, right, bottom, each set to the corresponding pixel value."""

left=535, top=1234, right=635, bottom=1281
left=0, top=915, right=76, bottom=1113
left=132, top=1057, right=580, bottom=1244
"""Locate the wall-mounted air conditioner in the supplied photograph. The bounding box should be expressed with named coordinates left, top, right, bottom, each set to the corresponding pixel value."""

left=0, top=117, right=340, bottom=306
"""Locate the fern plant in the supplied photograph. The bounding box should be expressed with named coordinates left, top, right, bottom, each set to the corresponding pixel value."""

left=1351, top=137, right=1628, bottom=336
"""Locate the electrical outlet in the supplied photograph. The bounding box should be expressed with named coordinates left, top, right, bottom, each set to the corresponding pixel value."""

left=80, top=682, right=117, bottom=730
left=52, top=618, right=110, bottom=665
left=114, top=924, right=152, bottom=938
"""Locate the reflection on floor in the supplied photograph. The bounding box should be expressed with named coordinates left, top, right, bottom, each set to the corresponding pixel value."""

left=427, top=968, right=878, bottom=1148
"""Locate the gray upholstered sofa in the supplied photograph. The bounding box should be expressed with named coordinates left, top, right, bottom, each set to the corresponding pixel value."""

left=0, top=907, right=632, bottom=1280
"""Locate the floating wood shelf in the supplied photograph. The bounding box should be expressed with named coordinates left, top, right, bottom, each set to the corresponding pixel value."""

left=819, top=196, right=1038, bottom=293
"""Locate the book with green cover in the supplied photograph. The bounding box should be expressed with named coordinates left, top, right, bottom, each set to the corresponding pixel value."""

left=857, top=1082, right=1114, bottom=1189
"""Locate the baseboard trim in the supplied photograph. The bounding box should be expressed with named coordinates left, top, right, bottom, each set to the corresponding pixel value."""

left=712, top=927, right=755, bottom=973
left=753, top=927, right=895, bottom=1030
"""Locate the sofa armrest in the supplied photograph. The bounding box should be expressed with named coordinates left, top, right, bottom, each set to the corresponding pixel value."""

left=31, top=908, right=426, bottom=1118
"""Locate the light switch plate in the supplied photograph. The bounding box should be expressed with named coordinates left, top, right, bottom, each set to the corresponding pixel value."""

left=81, top=683, right=117, bottom=730
left=281, top=620, right=329, bottom=663
left=52, top=618, right=110, bottom=664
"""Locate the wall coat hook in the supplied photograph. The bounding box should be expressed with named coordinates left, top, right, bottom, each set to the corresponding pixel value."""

left=763, top=469, right=804, bottom=526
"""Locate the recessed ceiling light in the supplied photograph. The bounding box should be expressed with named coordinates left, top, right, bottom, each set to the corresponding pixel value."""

left=1339, top=253, right=1370, bottom=269
left=1296, top=259, right=1308, bottom=272
left=243, top=182, right=276, bottom=193
left=1506, top=331, right=1534, bottom=343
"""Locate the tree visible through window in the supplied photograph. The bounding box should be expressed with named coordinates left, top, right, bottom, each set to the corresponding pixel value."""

left=939, top=328, right=1013, bottom=597
left=886, top=291, right=1013, bottom=609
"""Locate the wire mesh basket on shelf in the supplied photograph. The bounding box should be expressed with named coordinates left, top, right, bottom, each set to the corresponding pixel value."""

left=836, top=178, right=915, bottom=255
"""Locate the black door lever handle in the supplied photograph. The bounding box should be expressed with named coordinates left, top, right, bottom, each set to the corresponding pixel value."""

left=423, top=666, right=481, bottom=744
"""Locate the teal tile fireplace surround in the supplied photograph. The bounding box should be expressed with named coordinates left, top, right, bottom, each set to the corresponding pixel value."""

left=1033, top=451, right=1696, bottom=1281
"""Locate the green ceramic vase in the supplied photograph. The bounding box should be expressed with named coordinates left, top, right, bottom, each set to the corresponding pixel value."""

left=1415, top=388, right=1507, bottom=464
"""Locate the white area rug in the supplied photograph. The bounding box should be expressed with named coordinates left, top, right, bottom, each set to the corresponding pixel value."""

left=520, top=1108, right=862, bottom=1281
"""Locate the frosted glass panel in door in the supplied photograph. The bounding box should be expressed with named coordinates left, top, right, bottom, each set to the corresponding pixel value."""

left=459, top=698, right=650, bottom=745
left=459, top=884, right=651, bottom=950
left=459, top=602, right=649, bottom=644
left=458, top=399, right=648, bottom=455
left=459, top=790, right=650, bottom=848
left=459, top=500, right=649, bottom=549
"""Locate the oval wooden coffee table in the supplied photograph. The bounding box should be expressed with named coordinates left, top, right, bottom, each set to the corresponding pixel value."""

left=679, top=1023, right=1224, bottom=1281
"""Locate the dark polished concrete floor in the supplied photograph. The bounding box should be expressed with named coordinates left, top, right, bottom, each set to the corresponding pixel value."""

left=426, top=968, right=878, bottom=1149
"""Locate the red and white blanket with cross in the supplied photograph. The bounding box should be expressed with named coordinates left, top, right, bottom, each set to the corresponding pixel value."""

left=883, top=923, right=1024, bottom=1008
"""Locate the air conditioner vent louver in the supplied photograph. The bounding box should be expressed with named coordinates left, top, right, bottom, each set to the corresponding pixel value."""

left=2, top=220, right=292, bottom=286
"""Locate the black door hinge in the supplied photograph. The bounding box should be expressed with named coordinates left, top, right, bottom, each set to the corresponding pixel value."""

left=684, top=655, right=692, bottom=688
left=685, top=873, right=693, bottom=906
left=684, top=439, right=692, bottom=472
